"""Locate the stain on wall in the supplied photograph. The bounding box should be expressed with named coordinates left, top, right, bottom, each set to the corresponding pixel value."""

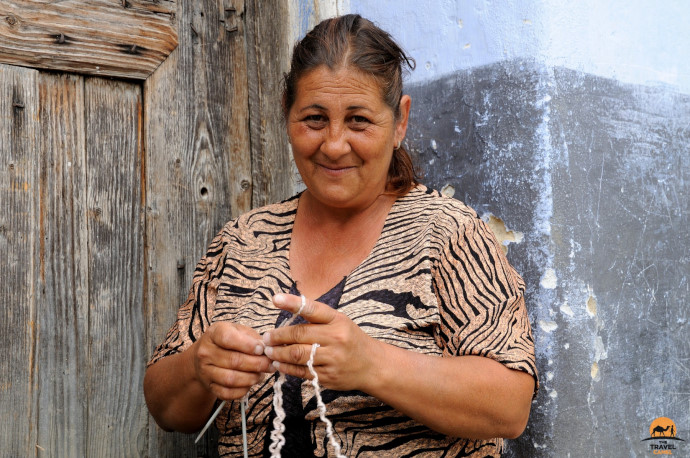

left=405, top=59, right=690, bottom=456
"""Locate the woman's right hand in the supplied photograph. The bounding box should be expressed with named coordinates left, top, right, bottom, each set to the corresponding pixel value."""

left=191, top=322, right=274, bottom=401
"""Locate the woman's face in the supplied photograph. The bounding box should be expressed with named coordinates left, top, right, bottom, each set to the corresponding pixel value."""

left=287, top=65, right=410, bottom=212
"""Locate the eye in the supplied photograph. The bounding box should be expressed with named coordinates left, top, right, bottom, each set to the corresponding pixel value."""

left=303, top=114, right=326, bottom=129
left=349, top=115, right=371, bottom=130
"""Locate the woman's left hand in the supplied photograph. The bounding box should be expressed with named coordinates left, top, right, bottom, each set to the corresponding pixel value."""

left=262, top=293, right=381, bottom=391
left=262, top=293, right=535, bottom=439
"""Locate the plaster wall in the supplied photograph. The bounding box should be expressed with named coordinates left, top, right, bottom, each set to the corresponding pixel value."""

left=351, top=0, right=690, bottom=93
left=290, top=1, right=690, bottom=456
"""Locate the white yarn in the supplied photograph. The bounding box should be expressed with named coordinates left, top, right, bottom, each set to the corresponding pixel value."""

left=307, top=343, right=346, bottom=458
left=197, top=295, right=345, bottom=457
left=268, top=296, right=346, bottom=458
left=268, top=372, right=287, bottom=457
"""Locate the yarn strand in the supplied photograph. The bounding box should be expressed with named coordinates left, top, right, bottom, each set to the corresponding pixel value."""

left=268, top=295, right=345, bottom=457
left=269, top=373, right=288, bottom=457
left=268, top=295, right=305, bottom=457
left=307, top=343, right=346, bottom=458
left=199, top=295, right=344, bottom=456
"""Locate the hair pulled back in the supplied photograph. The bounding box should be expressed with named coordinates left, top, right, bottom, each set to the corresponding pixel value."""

left=283, top=14, right=420, bottom=196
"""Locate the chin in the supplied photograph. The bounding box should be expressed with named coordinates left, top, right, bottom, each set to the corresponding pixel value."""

left=316, top=194, right=358, bottom=209
left=309, top=187, right=360, bottom=208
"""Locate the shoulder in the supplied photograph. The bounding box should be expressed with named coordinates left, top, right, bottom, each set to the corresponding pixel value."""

left=214, top=193, right=300, bottom=247
left=397, top=184, right=480, bottom=234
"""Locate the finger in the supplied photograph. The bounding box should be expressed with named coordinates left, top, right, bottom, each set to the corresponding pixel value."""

left=208, top=383, right=252, bottom=402
left=208, top=365, right=265, bottom=390
left=272, top=294, right=335, bottom=324
left=272, top=294, right=337, bottom=325
left=217, top=351, right=274, bottom=373
left=264, top=343, right=317, bottom=366
left=263, top=320, right=312, bottom=346
left=270, top=360, right=313, bottom=381
left=210, top=322, right=265, bottom=356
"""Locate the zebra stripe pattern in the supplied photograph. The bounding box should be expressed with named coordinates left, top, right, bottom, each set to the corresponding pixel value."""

left=149, top=185, right=537, bottom=457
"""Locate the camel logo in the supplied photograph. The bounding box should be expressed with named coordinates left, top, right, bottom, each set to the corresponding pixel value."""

left=641, top=417, right=685, bottom=455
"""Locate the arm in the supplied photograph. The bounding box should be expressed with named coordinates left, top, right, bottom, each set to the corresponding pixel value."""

left=362, top=338, right=534, bottom=439
left=144, top=322, right=273, bottom=433
left=262, top=294, right=534, bottom=439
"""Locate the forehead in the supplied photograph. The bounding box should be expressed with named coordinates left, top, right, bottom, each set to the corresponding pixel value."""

left=294, top=65, right=386, bottom=107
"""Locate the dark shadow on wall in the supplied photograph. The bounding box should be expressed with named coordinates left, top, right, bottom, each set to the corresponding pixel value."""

left=405, top=60, right=690, bottom=457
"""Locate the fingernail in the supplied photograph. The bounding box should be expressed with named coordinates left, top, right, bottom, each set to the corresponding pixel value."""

left=254, top=343, right=264, bottom=355
left=262, top=332, right=272, bottom=345
left=272, top=360, right=280, bottom=370
left=273, top=294, right=287, bottom=305
left=264, top=346, right=273, bottom=358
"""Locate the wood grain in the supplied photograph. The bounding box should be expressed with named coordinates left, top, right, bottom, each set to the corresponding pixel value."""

left=84, top=77, right=147, bottom=456
left=0, top=0, right=290, bottom=455
left=33, top=72, right=90, bottom=455
left=143, top=0, right=251, bottom=455
left=0, top=62, right=39, bottom=457
left=245, top=0, right=293, bottom=208
left=0, top=0, right=177, bottom=80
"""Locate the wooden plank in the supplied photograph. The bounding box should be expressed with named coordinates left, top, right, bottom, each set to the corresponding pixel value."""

left=143, top=0, right=251, bottom=455
left=0, top=0, right=178, bottom=80
left=84, top=77, right=146, bottom=456
left=0, top=62, right=39, bottom=456
left=245, top=0, right=293, bottom=207
left=33, top=72, right=89, bottom=455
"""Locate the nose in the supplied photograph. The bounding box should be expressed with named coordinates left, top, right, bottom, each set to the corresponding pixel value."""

left=320, top=122, right=350, bottom=159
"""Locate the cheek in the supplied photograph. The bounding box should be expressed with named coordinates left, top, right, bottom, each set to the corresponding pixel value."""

left=289, top=128, right=320, bottom=155
left=351, top=136, right=393, bottom=165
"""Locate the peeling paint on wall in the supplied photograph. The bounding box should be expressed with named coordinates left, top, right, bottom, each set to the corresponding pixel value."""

left=586, top=294, right=597, bottom=317
left=482, top=213, right=523, bottom=254
left=540, top=268, right=557, bottom=290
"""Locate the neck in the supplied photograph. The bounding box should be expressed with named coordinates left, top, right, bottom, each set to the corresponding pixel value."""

left=290, top=189, right=397, bottom=299
left=299, top=189, right=395, bottom=228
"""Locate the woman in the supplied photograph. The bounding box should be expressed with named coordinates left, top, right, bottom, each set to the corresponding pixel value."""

left=144, top=14, right=537, bottom=457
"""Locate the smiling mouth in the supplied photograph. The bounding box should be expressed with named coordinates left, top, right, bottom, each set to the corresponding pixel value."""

left=317, top=164, right=355, bottom=174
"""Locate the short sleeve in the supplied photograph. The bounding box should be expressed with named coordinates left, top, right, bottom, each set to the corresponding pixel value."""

left=147, top=227, right=228, bottom=368
left=432, top=211, right=538, bottom=391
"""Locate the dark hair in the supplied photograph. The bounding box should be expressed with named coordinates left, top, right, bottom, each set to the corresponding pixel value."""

left=283, top=14, right=420, bottom=196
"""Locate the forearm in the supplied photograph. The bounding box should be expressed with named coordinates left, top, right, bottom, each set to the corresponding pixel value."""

left=362, top=341, right=535, bottom=439
left=144, top=345, right=216, bottom=433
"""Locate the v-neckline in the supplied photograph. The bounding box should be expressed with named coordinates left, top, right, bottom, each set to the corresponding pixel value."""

left=284, top=189, right=409, bottom=299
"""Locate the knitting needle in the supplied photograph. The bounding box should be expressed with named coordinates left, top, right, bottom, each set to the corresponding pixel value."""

left=195, top=398, right=249, bottom=458
left=195, top=400, right=225, bottom=443
left=195, top=296, right=305, bottom=445
left=241, top=397, right=249, bottom=458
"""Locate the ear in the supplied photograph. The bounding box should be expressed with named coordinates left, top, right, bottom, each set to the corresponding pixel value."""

left=395, top=95, right=412, bottom=144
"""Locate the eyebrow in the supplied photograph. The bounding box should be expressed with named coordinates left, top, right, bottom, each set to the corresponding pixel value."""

left=299, top=104, right=326, bottom=112
left=298, top=104, right=372, bottom=112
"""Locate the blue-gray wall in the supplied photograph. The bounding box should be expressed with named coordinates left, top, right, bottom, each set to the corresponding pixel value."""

left=294, top=1, right=690, bottom=455
left=403, top=60, right=689, bottom=456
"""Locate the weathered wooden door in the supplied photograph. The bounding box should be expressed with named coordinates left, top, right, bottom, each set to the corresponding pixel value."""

left=0, top=0, right=290, bottom=456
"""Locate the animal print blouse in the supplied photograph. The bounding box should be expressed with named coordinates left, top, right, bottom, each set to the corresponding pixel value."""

left=149, top=185, right=538, bottom=457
